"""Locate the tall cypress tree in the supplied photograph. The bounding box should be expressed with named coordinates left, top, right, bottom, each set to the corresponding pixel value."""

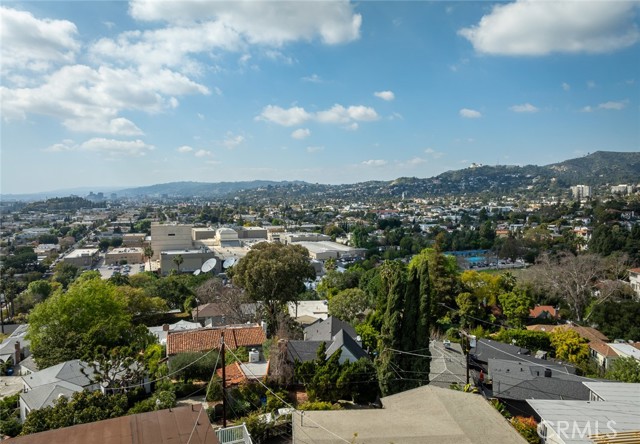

left=377, top=263, right=406, bottom=396
left=399, top=265, right=421, bottom=391
left=377, top=258, right=433, bottom=396
left=414, top=259, right=431, bottom=379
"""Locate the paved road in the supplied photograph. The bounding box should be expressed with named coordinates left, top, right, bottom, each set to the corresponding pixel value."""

left=428, top=340, right=467, bottom=388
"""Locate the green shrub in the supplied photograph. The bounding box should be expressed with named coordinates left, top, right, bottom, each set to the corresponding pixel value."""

left=240, top=412, right=269, bottom=444
left=511, top=416, right=541, bottom=444
left=494, top=329, right=552, bottom=354
left=206, top=375, right=223, bottom=402
left=173, top=381, right=200, bottom=398
left=168, top=351, right=219, bottom=381
left=298, top=401, right=341, bottom=411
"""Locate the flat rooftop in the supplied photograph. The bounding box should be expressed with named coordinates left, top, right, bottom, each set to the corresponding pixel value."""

left=293, top=385, right=526, bottom=444
left=583, top=381, right=640, bottom=403
left=65, top=248, right=99, bottom=259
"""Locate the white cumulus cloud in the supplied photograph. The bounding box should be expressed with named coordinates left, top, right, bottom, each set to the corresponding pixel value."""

left=598, top=100, right=627, bottom=110
left=46, top=138, right=154, bottom=156
left=129, top=0, right=361, bottom=45
left=256, top=105, right=311, bottom=126
left=302, top=74, right=323, bottom=83
left=291, top=128, right=311, bottom=140
left=582, top=100, right=628, bottom=112
left=362, top=159, right=388, bottom=167
left=1, top=64, right=208, bottom=135
left=459, top=1, right=640, bottom=55
left=194, top=149, right=213, bottom=157
left=0, top=6, right=80, bottom=76
left=258, top=104, right=378, bottom=127
left=510, top=103, right=539, bottom=113
left=177, top=145, right=194, bottom=153
left=316, top=104, right=379, bottom=124
left=223, top=134, right=245, bottom=149
left=459, top=108, right=482, bottom=119
left=374, top=90, right=395, bottom=101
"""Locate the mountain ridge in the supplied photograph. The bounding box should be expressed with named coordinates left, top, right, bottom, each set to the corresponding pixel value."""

left=2, top=151, right=638, bottom=201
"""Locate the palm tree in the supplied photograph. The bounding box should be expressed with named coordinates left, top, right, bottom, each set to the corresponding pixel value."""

left=143, top=246, right=154, bottom=271
left=173, top=254, right=184, bottom=273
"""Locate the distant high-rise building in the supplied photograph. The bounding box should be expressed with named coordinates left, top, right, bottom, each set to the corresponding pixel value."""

left=570, top=185, right=591, bottom=199
left=611, top=184, right=633, bottom=195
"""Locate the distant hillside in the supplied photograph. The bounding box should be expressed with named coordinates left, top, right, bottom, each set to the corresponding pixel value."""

left=230, top=151, right=639, bottom=202
left=3, top=151, right=637, bottom=202
left=116, top=180, right=303, bottom=198
left=546, top=151, right=640, bottom=186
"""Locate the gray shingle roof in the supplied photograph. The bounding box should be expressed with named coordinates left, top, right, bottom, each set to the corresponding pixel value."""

left=303, top=316, right=357, bottom=342
left=0, top=324, right=30, bottom=362
left=22, top=359, right=95, bottom=390
left=325, top=329, right=368, bottom=362
left=21, top=381, right=83, bottom=410
left=287, top=340, right=330, bottom=363
left=489, top=358, right=588, bottom=402
left=470, top=339, right=530, bottom=366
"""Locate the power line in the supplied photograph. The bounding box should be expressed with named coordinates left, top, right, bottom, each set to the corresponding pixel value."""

left=225, top=346, right=352, bottom=444
left=478, top=340, right=598, bottom=381
left=185, top=404, right=205, bottom=444
left=104, top=345, right=221, bottom=391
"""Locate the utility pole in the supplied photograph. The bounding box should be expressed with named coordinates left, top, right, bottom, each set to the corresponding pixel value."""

left=459, top=330, right=473, bottom=385
left=0, top=293, right=4, bottom=335
left=221, top=332, right=227, bottom=428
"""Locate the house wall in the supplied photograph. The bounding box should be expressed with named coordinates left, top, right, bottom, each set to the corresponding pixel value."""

left=160, top=251, right=217, bottom=275
left=590, top=349, right=618, bottom=372
left=539, top=423, right=569, bottom=444
left=150, top=223, right=193, bottom=259
left=63, top=250, right=98, bottom=269
left=629, top=270, right=640, bottom=301
left=105, top=248, right=144, bottom=265
left=122, top=233, right=145, bottom=247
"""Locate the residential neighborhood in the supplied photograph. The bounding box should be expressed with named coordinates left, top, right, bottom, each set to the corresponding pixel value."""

left=1, top=1, right=639, bottom=442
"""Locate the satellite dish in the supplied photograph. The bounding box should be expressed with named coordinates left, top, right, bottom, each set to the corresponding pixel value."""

left=201, top=258, right=217, bottom=273
left=193, top=269, right=201, bottom=276
left=223, top=257, right=236, bottom=269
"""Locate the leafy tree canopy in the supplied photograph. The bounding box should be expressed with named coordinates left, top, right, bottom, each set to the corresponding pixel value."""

left=230, top=242, right=315, bottom=334
left=605, top=357, right=640, bottom=383
left=27, top=276, right=141, bottom=368
left=328, top=288, right=370, bottom=325
left=21, top=391, right=128, bottom=436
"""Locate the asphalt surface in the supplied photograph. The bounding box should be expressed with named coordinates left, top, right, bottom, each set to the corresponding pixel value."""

left=428, top=340, right=467, bottom=387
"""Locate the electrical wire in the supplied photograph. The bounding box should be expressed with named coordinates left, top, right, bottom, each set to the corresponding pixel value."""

left=225, top=346, right=352, bottom=444
left=104, top=344, right=221, bottom=391
left=185, top=403, right=205, bottom=444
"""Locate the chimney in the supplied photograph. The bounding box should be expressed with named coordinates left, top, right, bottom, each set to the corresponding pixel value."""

left=14, top=341, right=21, bottom=365
left=162, top=324, right=170, bottom=332
left=544, top=368, right=552, bottom=378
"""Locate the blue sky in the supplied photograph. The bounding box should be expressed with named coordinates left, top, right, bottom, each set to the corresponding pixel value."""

left=1, top=1, right=639, bottom=194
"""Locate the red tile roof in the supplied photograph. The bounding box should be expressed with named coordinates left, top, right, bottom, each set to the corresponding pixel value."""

left=529, top=305, right=559, bottom=319
left=589, top=341, right=619, bottom=358
left=167, top=324, right=266, bottom=355
left=216, top=362, right=247, bottom=386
